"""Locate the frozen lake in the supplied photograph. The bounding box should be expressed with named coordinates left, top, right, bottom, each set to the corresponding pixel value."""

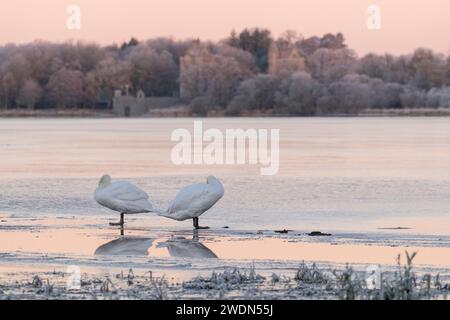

left=0, top=117, right=449, bottom=236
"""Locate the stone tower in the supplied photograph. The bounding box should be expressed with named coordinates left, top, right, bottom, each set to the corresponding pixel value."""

left=268, top=42, right=280, bottom=75
left=268, top=41, right=305, bottom=76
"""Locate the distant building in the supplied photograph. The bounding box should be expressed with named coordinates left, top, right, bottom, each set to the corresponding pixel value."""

left=112, top=89, right=179, bottom=117
left=268, top=42, right=306, bottom=75
left=116, top=41, right=305, bottom=114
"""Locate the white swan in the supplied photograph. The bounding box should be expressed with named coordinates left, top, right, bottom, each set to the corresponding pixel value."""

left=94, top=175, right=153, bottom=227
left=157, top=176, right=224, bottom=229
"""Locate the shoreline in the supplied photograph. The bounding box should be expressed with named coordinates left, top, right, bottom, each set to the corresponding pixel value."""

left=1, top=190, right=449, bottom=300
left=1, top=248, right=448, bottom=300
left=0, top=264, right=448, bottom=300
left=1, top=107, right=450, bottom=118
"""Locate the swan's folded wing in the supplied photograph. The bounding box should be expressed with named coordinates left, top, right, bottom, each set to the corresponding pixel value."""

left=169, top=183, right=222, bottom=214
left=107, top=181, right=150, bottom=202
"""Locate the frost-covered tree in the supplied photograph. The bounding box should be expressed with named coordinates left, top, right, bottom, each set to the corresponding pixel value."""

left=228, top=74, right=279, bottom=112
left=358, top=54, right=389, bottom=80
left=368, top=78, right=404, bottom=109
left=180, top=45, right=253, bottom=106
left=207, top=55, right=250, bottom=107
left=46, top=68, right=83, bottom=108
left=426, top=87, right=450, bottom=108
left=90, top=56, right=131, bottom=106
left=0, top=32, right=448, bottom=114
left=17, top=79, right=43, bottom=109
left=0, top=72, right=16, bottom=109
left=0, top=52, right=31, bottom=107
left=400, top=86, right=427, bottom=108
left=275, top=71, right=322, bottom=115
left=408, top=48, right=447, bottom=90
left=307, top=48, right=357, bottom=83
left=126, top=45, right=178, bottom=96
left=298, top=33, right=346, bottom=56
left=317, top=74, right=372, bottom=114
left=215, top=45, right=256, bottom=72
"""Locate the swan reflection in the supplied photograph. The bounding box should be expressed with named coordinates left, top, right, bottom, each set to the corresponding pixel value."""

left=94, top=237, right=153, bottom=256
left=158, top=236, right=218, bottom=259
left=94, top=232, right=217, bottom=258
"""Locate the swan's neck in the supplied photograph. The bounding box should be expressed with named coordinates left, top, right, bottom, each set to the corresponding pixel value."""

left=98, top=181, right=110, bottom=189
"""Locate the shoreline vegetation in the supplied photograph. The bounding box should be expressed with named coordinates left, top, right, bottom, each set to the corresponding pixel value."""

left=1, top=28, right=450, bottom=117
left=1, top=252, right=448, bottom=300
left=1, top=214, right=449, bottom=300
left=2, top=107, right=450, bottom=118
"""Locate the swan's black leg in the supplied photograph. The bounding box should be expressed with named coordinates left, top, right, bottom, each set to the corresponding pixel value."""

left=193, top=217, right=209, bottom=230
left=193, top=217, right=198, bottom=228
left=110, top=213, right=125, bottom=227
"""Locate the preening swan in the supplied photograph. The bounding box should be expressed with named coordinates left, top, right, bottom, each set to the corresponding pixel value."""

left=157, top=176, right=224, bottom=229
left=94, top=175, right=153, bottom=228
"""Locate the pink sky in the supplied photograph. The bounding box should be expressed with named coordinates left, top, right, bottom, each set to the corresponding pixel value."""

left=0, top=0, right=449, bottom=56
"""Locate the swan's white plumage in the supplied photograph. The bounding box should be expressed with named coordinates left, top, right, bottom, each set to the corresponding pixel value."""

left=159, top=176, right=224, bottom=221
left=94, top=176, right=153, bottom=214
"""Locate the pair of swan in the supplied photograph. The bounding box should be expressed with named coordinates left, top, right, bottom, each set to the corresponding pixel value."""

left=94, top=175, right=224, bottom=230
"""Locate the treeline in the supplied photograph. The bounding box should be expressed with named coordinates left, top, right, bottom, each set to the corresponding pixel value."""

left=0, top=29, right=449, bottom=115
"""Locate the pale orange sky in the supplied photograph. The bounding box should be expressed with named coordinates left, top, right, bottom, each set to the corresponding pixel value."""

left=0, top=0, right=449, bottom=56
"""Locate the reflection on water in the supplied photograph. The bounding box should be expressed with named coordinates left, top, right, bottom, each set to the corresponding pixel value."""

left=94, top=237, right=153, bottom=256
left=158, top=238, right=218, bottom=259
left=0, top=217, right=449, bottom=266
left=94, top=231, right=217, bottom=258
